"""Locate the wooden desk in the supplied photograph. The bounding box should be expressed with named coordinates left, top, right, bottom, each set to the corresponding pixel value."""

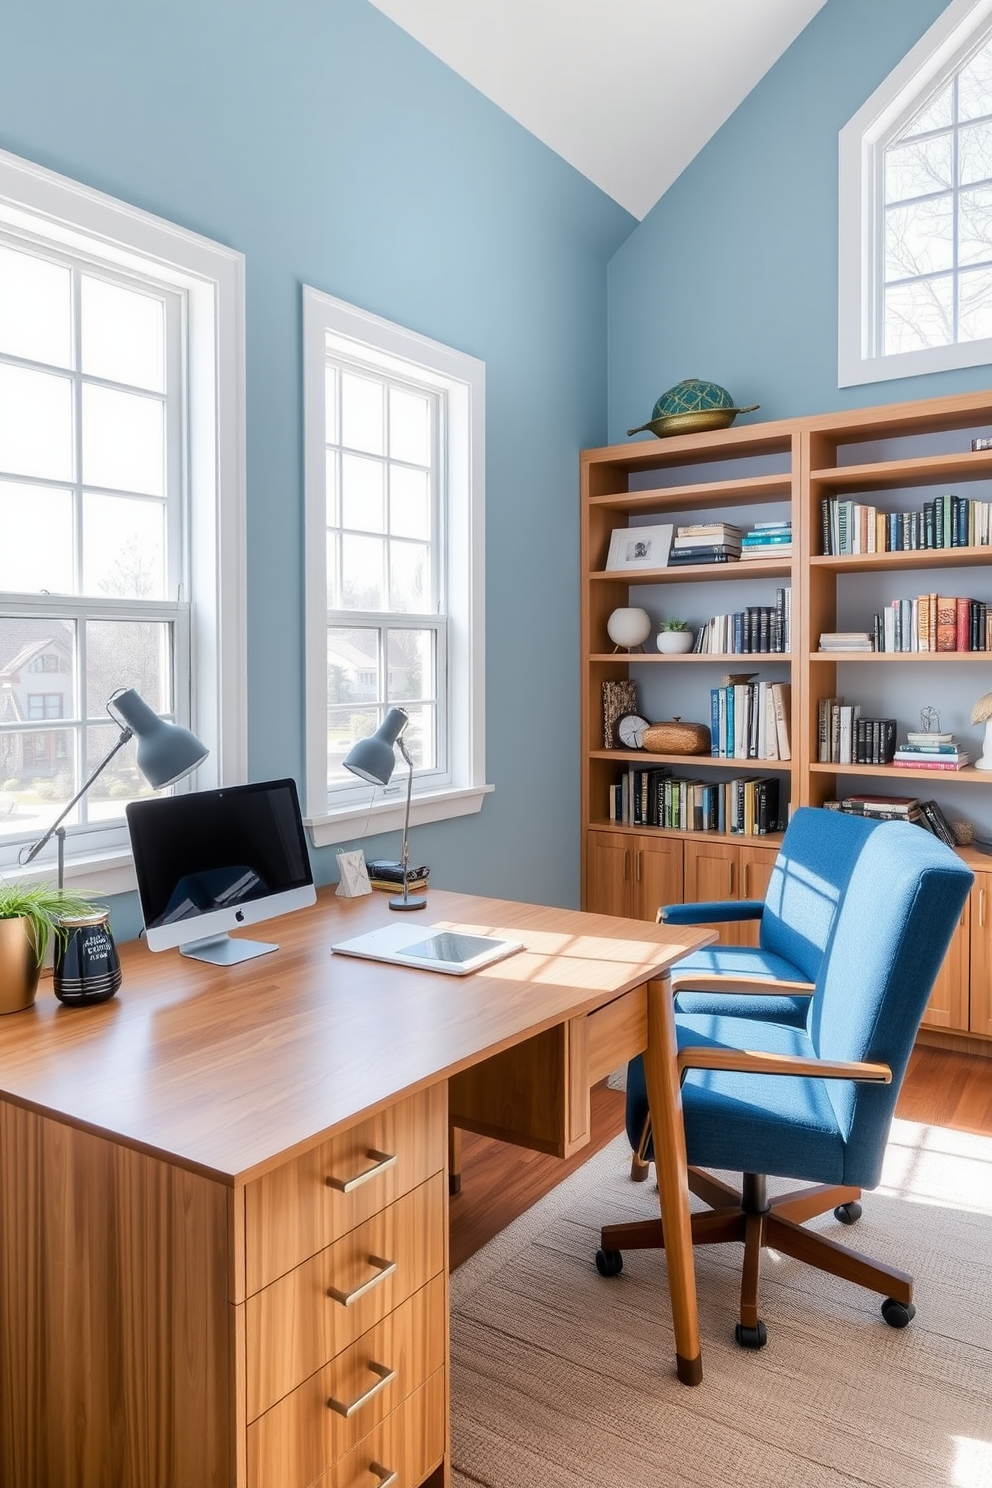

left=0, top=888, right=714, bottom=1487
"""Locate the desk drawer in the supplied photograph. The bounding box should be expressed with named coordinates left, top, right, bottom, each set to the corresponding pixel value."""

left=247, top=1275, right=445, bottom=1488
left=247, top=1173, right=445, bottom=1420
left=245, top=1084, right=446, bottom=1293
left=316, top=1370, right=445, bottom=1488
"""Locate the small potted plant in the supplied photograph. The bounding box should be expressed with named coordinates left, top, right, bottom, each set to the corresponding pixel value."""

left=656, top=619, right=694, bottom=654
left=0, top=881, right=100, bottom=1015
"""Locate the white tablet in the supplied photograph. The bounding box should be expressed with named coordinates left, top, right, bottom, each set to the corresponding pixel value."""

left=331, top=922, right=524, bottom=976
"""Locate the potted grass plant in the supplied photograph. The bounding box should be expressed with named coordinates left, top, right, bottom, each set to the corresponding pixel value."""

left=656, top=618, right=695, bottom=654
left=0, top=881, right=99, bottom=1015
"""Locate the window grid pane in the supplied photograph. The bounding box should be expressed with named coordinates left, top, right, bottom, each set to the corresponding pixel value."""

left=882, top=39, right=992, bottom=353
left=0, top=235, right=189, bottom=854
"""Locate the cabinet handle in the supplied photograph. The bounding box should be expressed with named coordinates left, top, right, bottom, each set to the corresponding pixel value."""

left=742, top=862, right=750, bottom=898
left=635, top=850, right=642, bottom=882
left=327, top=1360, right=396, bottom=1418
left=326, top=1150, right=397, bottom=1193
left=980, top=888, right=986, bottom=930
left=623, top=850, right=630, bottom=881
left=728, top=862, right=735, bottom=896
left=369, top=1465, right=398, bottom=1488
left=327, top=1254, right=397, bottom=1307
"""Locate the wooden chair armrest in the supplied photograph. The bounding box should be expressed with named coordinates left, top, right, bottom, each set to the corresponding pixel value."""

left=672, top=974, right=815, bottom=996
left=677, top=1046, right=892, bottom=1084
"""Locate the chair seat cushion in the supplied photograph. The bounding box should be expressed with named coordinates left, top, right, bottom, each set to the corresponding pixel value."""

left=674, top=1013, right=846, bottom=1183
left=672, top=946, right=810, bottom=1025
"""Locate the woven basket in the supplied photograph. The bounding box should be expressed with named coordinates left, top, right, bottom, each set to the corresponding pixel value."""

left=642, top=718, right=711, bottom=755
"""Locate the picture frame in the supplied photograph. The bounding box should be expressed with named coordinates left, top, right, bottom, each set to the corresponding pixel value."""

left=605, top=522, right=673, bottom=571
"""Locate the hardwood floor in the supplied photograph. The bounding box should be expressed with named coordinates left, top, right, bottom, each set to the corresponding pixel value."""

left=448, top=1044, right=992, bottom=1271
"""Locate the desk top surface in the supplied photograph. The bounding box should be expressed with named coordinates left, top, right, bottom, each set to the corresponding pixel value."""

left=0, top=888, right=712, bottom=1182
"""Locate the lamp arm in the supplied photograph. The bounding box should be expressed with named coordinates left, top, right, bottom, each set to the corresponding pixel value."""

left=396, top=736, right=416, bottom=903
left=18, top=727, right=133, bottom=869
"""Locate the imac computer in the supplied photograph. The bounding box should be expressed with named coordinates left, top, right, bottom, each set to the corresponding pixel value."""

left=126, top=778, right=317, bottom=965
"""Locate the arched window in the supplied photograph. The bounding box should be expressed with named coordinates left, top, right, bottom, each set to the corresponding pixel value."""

left=840, top=0, right=992, bottom=385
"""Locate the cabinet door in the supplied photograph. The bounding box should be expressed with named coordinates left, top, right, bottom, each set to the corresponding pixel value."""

left=682, top=840, right=745, bottom=945
left=585, top=831, right=632, bottom=918
left=920, top=897, right=970, bottom=1033
left=969, top=875, right=992, bottom=1038
left=736, top=846, right=777, bottom=950
left=632, top=835, right=683, bottom=922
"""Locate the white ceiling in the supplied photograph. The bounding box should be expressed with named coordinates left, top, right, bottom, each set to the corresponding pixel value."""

left=368, top=0, right=829, bottom=220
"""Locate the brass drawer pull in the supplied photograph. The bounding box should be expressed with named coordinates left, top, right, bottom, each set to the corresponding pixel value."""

left=326, top=1149, right=398, bottom=1193
left=370, top=1464, right=398, bottom=1488
left=327, top=1360, right=396, bottom=1418
left=327, top=1254, right=397, bottom=1307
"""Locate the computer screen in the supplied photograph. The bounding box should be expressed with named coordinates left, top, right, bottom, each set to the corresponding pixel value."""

left=126, top=778, right=316, bottom=965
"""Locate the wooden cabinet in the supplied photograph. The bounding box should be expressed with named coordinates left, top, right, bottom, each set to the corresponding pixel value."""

left=682, top=839, right=777, bottom=948
left=969, top=871, right=992, bottom=1037
left=244, top=1086, right=447, bottom=1488
left=581, top=389, right=992, bottom=1048
left=585, top=828, right=682, bottom=920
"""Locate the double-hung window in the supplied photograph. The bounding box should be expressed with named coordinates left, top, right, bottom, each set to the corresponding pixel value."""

left=303, top=289, right=490, bottom=844
left=840, top=0, right=992, bottom=385
left=0, top=149, right=245, bottom=891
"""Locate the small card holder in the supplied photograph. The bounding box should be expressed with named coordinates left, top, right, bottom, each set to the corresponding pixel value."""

left=335, top=849, right=372, bottom=897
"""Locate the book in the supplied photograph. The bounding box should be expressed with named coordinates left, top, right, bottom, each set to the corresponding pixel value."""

left=891, top=754, right=970, bottom=770
left=365, top=859, right=431, bottom=883
left=369, top=876, right=429, bottom=893
left=936, top=595, right=957, bottom=651
left=771, top=681, right=792, bottom=760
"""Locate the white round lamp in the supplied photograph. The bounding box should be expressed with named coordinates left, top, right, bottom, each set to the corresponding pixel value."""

left=607, top=607, right=652, bottom=651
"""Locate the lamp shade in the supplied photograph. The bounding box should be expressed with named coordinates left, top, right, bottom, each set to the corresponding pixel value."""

left=111, top=688, right=209, bottom=789
left=342, top=708, right=409, bottom=786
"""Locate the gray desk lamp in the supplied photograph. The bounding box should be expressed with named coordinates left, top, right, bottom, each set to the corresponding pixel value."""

left=19, top=687, right=209, bottom=888
left=342, top=707, right=426, bottom=910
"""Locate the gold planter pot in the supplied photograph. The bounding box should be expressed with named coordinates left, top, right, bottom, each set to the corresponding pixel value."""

left=0, top=917, right=42, bottom=1015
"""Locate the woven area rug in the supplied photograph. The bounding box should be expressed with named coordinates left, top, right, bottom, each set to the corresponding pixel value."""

left=449, top=1119, right=992, bottom=1488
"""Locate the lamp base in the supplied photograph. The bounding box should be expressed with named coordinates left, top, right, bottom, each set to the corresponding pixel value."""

left=389, top=893, right=428, bottom=911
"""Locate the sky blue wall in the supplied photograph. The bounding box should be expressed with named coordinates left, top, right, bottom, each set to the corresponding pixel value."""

left=0, top=0, right=633, bottom=934
left=608, top=0, right=977, bottom=437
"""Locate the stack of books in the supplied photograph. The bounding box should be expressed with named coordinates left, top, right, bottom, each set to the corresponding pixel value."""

left=818, top=631, right=874, bottom=652
left=891, top=732, right=970, bottom=772
left=668, top=522, right=742, bottom=566
left=740, top=521, right=792, bottom=560
left=692, top=589, right=790, bottom=653
left=826, top=794, right=960, bottom=845
left=710, top=679, right=791, bottom=760
left=366, top=859, right=431, bottom=893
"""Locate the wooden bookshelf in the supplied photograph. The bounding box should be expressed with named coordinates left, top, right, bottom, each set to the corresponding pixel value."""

left=581, top=390, right=992, bottom=1048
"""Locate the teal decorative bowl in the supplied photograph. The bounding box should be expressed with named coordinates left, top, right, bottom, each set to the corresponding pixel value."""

left=628, top=378, right=759, bottom=439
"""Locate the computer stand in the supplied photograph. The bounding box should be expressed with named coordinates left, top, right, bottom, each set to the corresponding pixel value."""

left=180, top=933, right=279, bottom=965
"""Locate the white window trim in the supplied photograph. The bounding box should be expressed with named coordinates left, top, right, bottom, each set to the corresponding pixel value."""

left=0, top=148, right=247, bottom=895
left=839, top=0, right=992, bottom=387
left=302, top=287, right=491, bottom=848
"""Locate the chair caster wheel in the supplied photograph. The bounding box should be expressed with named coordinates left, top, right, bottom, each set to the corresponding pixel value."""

left=734, top=1321, right=767, bottom=1349
left=833, top=1201, right=862, bottom=1225
left=881, top=1297, right=915, bottom=1329
left=595, top=1248, right=623, bottom=1277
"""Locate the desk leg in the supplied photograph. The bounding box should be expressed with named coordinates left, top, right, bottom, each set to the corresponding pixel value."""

left=642, top=972, right=702, bottom=1386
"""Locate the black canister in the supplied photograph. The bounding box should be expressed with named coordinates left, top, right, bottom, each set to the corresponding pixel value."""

left=53, top=912, right=122, bottom=1007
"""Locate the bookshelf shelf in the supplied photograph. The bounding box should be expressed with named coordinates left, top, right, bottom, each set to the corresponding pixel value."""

left=590, top=558, right=791, bottom=584
left=582, top=389, right=992, bottom=1045
left=809, top=762, right=988, bottom=782
left=590, top=748, right=793, bottom=772
left=589, top=472, right=791, bottom=514
left=591, top=652, right=792, bottom=664
left=811, top=546, right=992, bottom=574
left=808, top=651, right=991, bottom=662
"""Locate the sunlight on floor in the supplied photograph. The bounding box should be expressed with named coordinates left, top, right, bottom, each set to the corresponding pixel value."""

left=952, top=1436, right=992, bottom=1487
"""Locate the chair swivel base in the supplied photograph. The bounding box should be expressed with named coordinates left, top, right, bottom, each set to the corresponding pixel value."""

left=598, top=1168, right=915, bottom=1346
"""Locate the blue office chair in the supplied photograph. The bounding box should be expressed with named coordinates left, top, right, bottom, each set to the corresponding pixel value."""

left=623, top=807, right=884, bottom=1181
left=598, top=816, right=973, bottom=1348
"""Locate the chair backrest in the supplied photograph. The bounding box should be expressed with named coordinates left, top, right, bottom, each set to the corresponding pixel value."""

left=806, top=820, right=973, bottom=1187
left=759, top=807, right=883, bottom=981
